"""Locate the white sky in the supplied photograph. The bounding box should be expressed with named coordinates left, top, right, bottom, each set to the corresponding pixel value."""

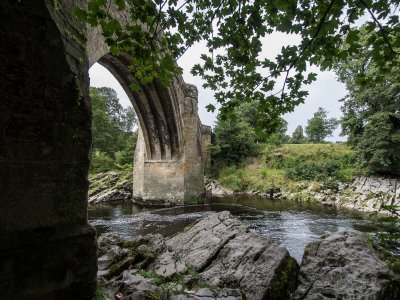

left=89, top=32, right=348, bottom=142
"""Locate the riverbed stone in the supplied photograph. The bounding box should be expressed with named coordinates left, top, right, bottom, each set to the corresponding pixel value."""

left=171, top=288, right=244, bottom=300
left=113, top=270, right=163, bottom=300
left=98, top=245, right=130, bottom=271
left=152, top=211, right=299, bottom=299
left=98, top=232, right=124, bottom=256
left=293, top=230, right=396, bottom=299
left=205, top=178, right=234, bottom=197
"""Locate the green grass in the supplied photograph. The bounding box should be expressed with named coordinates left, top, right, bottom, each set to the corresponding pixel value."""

left=216, top=143, right=363, bottom=193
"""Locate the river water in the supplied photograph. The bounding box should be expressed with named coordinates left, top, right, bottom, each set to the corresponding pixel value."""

left=88, top=195, right=373, bottom=262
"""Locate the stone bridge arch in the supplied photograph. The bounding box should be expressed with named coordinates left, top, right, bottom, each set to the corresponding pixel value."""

left=0, top=0, right=210, bottom=298
left=83, top=3, right=211, bottom=205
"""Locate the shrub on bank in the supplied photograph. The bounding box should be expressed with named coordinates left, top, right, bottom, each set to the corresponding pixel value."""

left=216, top=143, right=362, bottom=192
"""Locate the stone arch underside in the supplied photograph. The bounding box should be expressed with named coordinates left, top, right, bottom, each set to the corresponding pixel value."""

left=95, top=53, right=183, bottom=161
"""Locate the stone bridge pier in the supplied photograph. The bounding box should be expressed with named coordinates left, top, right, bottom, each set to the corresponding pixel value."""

left=132, top=84, right=212, bottom=205
left=0, top=0, right=210, bottom=299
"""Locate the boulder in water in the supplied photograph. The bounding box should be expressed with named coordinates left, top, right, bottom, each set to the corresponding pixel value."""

left=293, top=230, right=397, bottom=299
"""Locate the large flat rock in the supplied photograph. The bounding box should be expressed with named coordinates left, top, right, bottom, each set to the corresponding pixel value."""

left=152, top=211, right=298, bottom=299
left=293, top=230, right=396, bottom=299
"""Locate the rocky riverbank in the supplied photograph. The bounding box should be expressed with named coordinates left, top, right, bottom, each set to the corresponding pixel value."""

left=88, top=171, right=133, bottom=205
left=95, top=211, right=398, bottom=299
left=208, top=175, right=400, bottom=214
left=89, top=170, right=399, bottom=216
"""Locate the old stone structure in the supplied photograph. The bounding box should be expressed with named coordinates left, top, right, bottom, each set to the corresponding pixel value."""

left=0, top=0, right=210, bottom=299
left=86, top=7, right=211, bottom=206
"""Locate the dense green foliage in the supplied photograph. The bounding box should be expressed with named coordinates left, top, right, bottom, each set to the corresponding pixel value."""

left=90, top=87, right=138, bottom=173
left=291, top=125, right=305, bottom=144
left=212, top=114, right=257, bottom=165
left=305, top=107, right=339, bottom=143
left=211, top=105, right=291, bottom=170
left=332, top=30, right=400, bottom=175
left=358, top=112, right=400, bottom=175
left=73, top=0, right=400, bottom=123
left=234, top=100, right=289, bottom=142
left=265, top=143, right=357, bottom=183
left=217, top=143, right=359, bottom=192
left=265, top=119, right=289, bottom=146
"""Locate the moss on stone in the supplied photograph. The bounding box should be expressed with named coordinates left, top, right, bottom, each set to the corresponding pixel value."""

left=144, top=291, right=162, bottom=300
left=106, top=257, right=135, bottom=280
left=265, top=255, right=299, bottom=299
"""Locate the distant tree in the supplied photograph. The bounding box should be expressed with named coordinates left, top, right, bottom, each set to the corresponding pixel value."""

left=93, top=87, right=137, bottom=131
left=122, top=106, right=138, bottom=132
left=90, top=87, right=125, bottom=157
left=291, top=126, right=305, bottom=144
left=266, top=118, right=289, bottom=146
left=234, top=101, right=287, bottom=142
left=115, top=131, right=138, bottom=166
left=89, top=87, right=138, bottom=172
left=305, top=108, right=339, bottom=143
left=357, top=112, right=400, bottom=175
left=213, top=114, right=257, bottom=164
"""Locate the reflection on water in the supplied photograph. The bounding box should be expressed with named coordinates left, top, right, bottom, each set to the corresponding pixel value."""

left=88, top=196, right=371, bottom=262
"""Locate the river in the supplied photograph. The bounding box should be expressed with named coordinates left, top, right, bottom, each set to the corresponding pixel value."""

left=88, top=195, right=373, bottom=262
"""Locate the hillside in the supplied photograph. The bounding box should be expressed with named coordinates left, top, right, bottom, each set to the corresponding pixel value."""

left=217, top=143, right=360, bottom=194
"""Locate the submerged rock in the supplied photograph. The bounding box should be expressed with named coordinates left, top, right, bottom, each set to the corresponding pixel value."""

left=293, top=230, right=397, bottom=299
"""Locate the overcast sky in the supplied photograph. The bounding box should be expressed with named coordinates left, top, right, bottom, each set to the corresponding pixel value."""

left=89, top=32, right=348, bottom=142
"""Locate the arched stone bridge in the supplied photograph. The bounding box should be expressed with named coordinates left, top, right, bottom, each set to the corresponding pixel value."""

left=88, top=6, right=212, bottom=206
left=0, top=0, right=210, bottom=298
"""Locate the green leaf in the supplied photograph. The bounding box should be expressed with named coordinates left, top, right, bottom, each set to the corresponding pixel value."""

left=205, top=104, right=216, bottom=112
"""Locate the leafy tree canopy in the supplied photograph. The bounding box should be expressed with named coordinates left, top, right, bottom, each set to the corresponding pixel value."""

left=358, top=112, right=400, bottom=175
left=73, top=0, right=400, bottom=123
left=305, top=107, right=339, bottom=142
left=265, top=118, right=289, bottom=145
left=234, top=100, right=288, bottom=141
left=333, top=28, right=400, bottom=145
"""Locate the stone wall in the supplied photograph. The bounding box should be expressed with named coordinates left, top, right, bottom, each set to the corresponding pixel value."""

left=0, top=1, right=211, bottom=298
left=0, top=0, right=97, bottom=298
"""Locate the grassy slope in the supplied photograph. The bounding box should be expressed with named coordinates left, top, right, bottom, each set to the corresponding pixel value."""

left=217, top=143, right=362, bottom=193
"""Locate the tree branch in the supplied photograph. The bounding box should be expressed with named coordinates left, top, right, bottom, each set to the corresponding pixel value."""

left=359, top=0, right=399, bottom=55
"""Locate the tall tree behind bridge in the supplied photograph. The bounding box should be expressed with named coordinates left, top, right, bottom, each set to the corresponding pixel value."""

left=90, top=87, right=138, bottom=173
